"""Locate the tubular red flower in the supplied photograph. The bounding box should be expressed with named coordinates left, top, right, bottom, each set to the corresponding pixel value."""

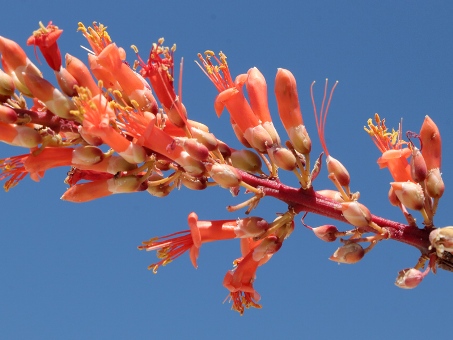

left=26, top=21, right=63, bottom=71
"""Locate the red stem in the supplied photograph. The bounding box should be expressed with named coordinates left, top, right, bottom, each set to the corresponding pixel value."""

left=239, top=171, right=431, bottom=253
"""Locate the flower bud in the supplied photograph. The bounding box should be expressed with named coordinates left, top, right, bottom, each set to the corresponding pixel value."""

left=410, top=146, right=427, bottom=183
left=429, top=226, right=453, bottom=256
left=340, top=201, right=371, bottom=228
left=390, top=182, right=424, bottom=211
left=147, top=173, right=171, bottom=197
left=180, top=175, right=207, bottom=191
left=190, top=127, right=218, bottom=151
left=0, top=105, right=18, bottom=124
left=72, top=146, right=104, bottom=166
left=425, top=168, right=444, bottom=199
left=267, top=145, right=296, bottom=171
left=0, top=69, right=15, bottom=98
left=329, top=243, right=364, bottom=264
left=55, top=66, right=78, bottom=97
left=207, top=163, right=242, bottom=188
left=175, top=137, right=209, bottom=161
left=230, top=149, right=262, bottom=174
left=311, top=225, right=339, bottom=242
left=420, top=115, right=441, bottom=170
left=327, top=155, right=350, bottom=187
left=395, top=268, right=427, bottom=289
left=387, top=186, right=400, bottom=207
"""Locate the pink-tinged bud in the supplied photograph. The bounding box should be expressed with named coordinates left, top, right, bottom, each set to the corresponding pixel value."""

left=390, top=182, right=424, bottom=211
left=329, top=243, right=364, bottom=264
left=311, top=225, right=339, bottom=242
left=410, top=146, right=427, bottom=183
left=0, top=105, right=18, bottom=124
left=147, top=174, right=171, bottom=197
left=388, top=186, right=400, bottom=206
left=230, top=149, right=263, bottom=174
left=420, top=115, right=441, bottom=170
left=65, top=53, right=101, bottom=96
left=165, top=100, right=187, bottom=129
left=243, top=124, right=274, bottom=153
left=287, top=124, right=312, bottom=155
left=0, top=36, right=28, bottom=70
left=217, top=140, right=232, bottom=159
left=55, top=67, right=78, bottom=97
left=175, top=138, right=209, bottom=161
left=317, top=189, right=344, bottom=203
left=176, top=152, right=206, bottom=177
left=190, top=127, right=218, bottom=151
left=207, top=163, right=242, bottom=188
left=327, top=155, right=350, bottom=187
left=425, top=168, right=444, bottom=199
left=395, top=268, right=428, bottom=289
left=429, top=227, right=453, bottom=257
left=340, top=201, right=371, bottom=228
left=0, top=69, right=15, bottom=98
left=180, top=175, right=207, bottom=191
left=72, top=146, right=104, bottom=166
left=268, top=145, right=296, bottom=171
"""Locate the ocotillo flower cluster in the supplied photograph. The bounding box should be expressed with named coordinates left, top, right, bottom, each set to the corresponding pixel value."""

left=0, top=21, right=450, bottom=315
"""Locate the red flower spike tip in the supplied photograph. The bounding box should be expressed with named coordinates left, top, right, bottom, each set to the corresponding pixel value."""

left=27, top=21, right=63, bottom=71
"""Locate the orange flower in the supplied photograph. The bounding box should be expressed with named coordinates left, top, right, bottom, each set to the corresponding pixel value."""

left=197, top=52, right=272, bottom=152
left=139, top=212, right=270, bottom=272
left=26, top=21, right=63, bottom=71
left=223, top=236, right=281, bottom=315
left=365, top=114, right=412, bottom=182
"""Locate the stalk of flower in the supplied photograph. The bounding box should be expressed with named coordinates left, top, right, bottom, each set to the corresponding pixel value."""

left=138, top=212, right=270, bottom=271
left=26, top=21, right=63, bottom=72
left=311, top=79, right=354, bottom=201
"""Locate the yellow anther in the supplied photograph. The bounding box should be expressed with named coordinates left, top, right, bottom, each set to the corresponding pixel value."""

left=158, top=37, right=165, bottom=45
left=131, top=44, right=139, bottom=53
left=204, top=50, right=215, bottom=56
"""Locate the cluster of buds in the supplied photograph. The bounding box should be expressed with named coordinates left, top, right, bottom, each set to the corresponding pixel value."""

left=0, top=21, right=450, bottom=314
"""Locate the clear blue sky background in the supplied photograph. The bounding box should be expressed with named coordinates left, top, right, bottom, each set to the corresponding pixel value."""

left=1, top=1, right=453, bottom=339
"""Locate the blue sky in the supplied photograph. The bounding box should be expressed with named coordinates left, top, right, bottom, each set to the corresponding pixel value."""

left=1, top=1, right=453, bottom=339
